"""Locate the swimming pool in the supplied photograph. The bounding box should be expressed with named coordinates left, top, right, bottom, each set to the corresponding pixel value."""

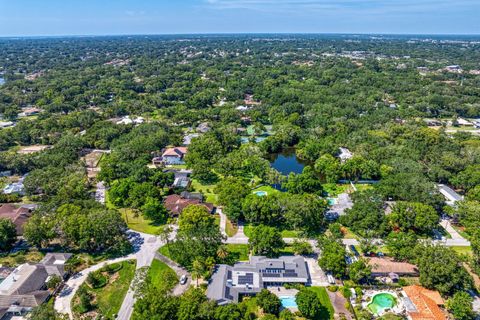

left=327, top=198, right=337, bottom=205
left=254, top=191, right=267, bottom=197
left=367, top=293, right=397, bottom=315
left=280, top=296, right=298, bottom=308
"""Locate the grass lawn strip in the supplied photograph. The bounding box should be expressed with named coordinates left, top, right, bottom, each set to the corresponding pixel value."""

left=307, top=287, right=335, bottom=320
left=148, top=259, right=178, bottom=291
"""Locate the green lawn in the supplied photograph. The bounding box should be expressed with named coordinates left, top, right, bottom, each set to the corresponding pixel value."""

left=451, top=246, right=473, bottom=256
left=323, top=183, right=350, bottom=197
left=158, top=244, right=173, bottom=259
left=74, top=260, right=136, bottom=319
left=307, top=287, right=335, bottom=320
left=226, top=218, right=239, bottom=237
left=148, top=259, right=178, bottom=291
left=251, top=185, right=282, bottom=196
left=191, top=179, right=218, bottom=204
left=226, top=244, right=250, bottom=261
left=120, top=208, right=164, bottom=235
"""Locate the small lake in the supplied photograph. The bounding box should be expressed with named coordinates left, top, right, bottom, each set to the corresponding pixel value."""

left=268, top=148, right=308, bottom=176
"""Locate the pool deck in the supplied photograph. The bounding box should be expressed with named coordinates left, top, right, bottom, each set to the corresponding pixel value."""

left=269, top=287, right=299, bottom=311
left=362, top=290, right=405, bottom=317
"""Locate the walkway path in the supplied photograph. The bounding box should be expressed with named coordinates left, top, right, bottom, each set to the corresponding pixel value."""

left=440, top=218, right=470, bottom=246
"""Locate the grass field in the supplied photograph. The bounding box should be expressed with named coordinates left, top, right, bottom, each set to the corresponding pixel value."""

left=307, top=287, right=335, bottom=320
left=226, top=218, right=238, bottom=237
left=251, top=185, right=282, bottom=196
left=74, top=260, right=136, bottom=319
left=451, top=246, right=473, bottom=256
left=226, top=244, right=250, bottom=261
left=191, top=179, right=218, bottom=204
left=148, top=259, right=178, bottom=291
left=158, top=244, right=173, bottom=259
left=120, top=208, right=164, bottom=235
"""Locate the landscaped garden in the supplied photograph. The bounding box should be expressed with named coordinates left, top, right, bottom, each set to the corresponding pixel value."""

left=72, top=260, right=136, bottom=319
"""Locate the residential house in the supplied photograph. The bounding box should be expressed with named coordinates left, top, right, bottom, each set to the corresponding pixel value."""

left=163, top=193, right=214, bottom=216
left=338, top=147, right=353, bottom=163
left=164, top=169, right=192, bottom=189
left=196, top=122, right=211, bottom=133
left=183, top=133, right=200, bottom=146
left=368, top=257, right=419, bottom=277
left=18, top=107, right=43, bottom=118
left=0, top=121, right=14, bottom=129
left=402, top=285, right=446, bottom=320
left=207, top=256, right=310, bottom=305
left=17, top=145, right=52, bottom=155
left=0, top=253, right=71, bottom=319
left=437, top=184, right=463, bottom=206
left=155, top=147, right=188, bottom=166
left=0, top=204, right=36, bottom=235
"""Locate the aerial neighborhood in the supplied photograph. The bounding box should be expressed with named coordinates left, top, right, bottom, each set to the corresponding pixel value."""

left=0, top=32, right=480, bottom=320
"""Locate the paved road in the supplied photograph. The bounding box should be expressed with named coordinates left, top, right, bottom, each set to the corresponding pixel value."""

left=55, top=229, right=172, bottom=320
left=116, top=232, right=164, bottom=320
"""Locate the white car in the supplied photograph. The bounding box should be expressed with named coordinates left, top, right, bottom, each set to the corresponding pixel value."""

left=180, top=275, right=187, bottom=285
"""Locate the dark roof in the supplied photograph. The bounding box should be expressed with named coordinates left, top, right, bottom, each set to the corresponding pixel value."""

left=164, top=195, right=214, bottom=216
left=0, top=204, right=33, bottom=235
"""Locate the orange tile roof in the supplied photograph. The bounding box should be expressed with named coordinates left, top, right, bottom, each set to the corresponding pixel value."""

left=403, top=285, right=446, bottom=320
left=162, top=147, right=188, bottom=157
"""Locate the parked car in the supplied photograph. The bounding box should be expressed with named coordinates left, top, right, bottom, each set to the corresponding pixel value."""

left=180, top=275, right=187, bottom=285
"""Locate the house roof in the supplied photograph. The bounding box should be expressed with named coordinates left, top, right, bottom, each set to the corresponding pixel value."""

left=162, top=147, right=188, bottom=158
left=164, top=195, right=214, bottom=216
left=368, top=257, right=418, bottom=275
left=403, top=285, right=446, bottom=320
left=207, top=256, right=309, bottom=304
left=0, top=204, right=33, bottom=235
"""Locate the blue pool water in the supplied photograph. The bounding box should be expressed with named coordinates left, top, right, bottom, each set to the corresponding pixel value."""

left=327, top=198, right=337, bottom=205
left=280, top=296, right=298, bottom=308
left=254, top=191, right=267, bottom=197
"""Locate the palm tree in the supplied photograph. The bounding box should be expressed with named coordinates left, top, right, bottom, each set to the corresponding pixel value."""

left=216, top=245, right=228, bottom=260
left=191, top=259, right=204, bottom=287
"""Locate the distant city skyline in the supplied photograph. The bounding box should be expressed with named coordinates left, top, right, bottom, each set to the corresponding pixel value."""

left=0, top=0, right=479, bottom=37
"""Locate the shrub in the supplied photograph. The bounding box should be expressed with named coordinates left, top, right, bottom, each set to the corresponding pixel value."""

left=328, top=285, right=338, bottom=292
left=86, top=270, right=108, bottom=289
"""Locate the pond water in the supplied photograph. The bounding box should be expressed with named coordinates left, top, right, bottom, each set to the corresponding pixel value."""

left=268, top=149, right=307, bottom=176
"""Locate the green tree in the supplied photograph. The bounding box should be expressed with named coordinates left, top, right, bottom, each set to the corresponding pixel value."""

left=384, top=232, right=418, bottom=261
left=388, top=202, right=439, bottom=235
left=446, top=291, right=474, bottom=320
left=215, top=177, right=250, bottom=221
left=318, top=236, right=347, bottom=278
left=416, top=245, right=472, bottom=295
left=296, top=289, right=323, bottom=319
left=256, top=289, right=282, bottom=315
left=0, top=218, right=17, bottom=251
left=141, top=197, right=168, bottom=224
left=283, top=166, right=323, bottom=195
left=348, top=259, right=372, bottom=284
left=291, top=239, right=314, bottom=255
left=249, top=225, right=285, bottom=258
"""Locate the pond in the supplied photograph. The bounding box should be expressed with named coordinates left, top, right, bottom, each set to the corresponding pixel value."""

left=268, top=148, right=308, bottom=176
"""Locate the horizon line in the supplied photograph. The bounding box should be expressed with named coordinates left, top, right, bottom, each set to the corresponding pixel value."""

left=1, top=31, right=480, bottom=39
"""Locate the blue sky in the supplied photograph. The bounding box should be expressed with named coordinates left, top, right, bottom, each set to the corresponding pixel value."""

left=0, top=0, right=479, bottom=36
